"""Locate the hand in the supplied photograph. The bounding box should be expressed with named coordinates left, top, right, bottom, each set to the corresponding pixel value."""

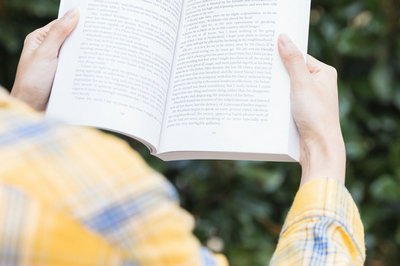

left=278, top=34, right=346, bottom=187
left=11, top=8, right=79, bottom=111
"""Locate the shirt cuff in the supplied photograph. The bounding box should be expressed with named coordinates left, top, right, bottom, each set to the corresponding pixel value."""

left=281, top=178, right=365, bottom=259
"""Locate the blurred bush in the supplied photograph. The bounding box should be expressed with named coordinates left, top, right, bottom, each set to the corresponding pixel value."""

left=1, top=0, right=400, bottom=265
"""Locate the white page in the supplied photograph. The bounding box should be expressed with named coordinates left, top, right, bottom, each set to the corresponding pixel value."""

left=278, top=0, right=311, bottom=160
left=47, top=0, right=183, bottom=149
left=159, top=0, right=310, bottom=160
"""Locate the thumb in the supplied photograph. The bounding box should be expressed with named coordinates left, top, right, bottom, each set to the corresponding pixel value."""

left=278, top=34, right=310, bottom=85
left=38, top=8, right=79, bottom=58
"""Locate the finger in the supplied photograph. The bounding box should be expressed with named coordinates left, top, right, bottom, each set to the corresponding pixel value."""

left=22, top=20, right=58, bottom=56
left=40, top=20, right=59, bottom=35
left=37, top=8, right=79, bottom=58
left=278, top=34, right=310, bottom=85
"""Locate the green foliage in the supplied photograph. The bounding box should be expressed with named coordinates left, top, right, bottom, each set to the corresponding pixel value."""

left=1, top=0, right=400, bottom=265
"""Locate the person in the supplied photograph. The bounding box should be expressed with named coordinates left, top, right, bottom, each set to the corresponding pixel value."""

left=1, top=8, right=365, bottom=265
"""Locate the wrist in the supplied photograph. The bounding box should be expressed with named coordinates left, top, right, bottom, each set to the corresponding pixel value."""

left=11, top=84, right=47, bottom=111
left=300, top=134, right=346, bottom=187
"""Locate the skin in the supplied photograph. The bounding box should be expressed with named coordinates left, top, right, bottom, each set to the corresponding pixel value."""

left=278, top=34, right=346, bottom=187
left=11, top=8, right=346, bottom=187
left=11, top=8, right=79, bottom=111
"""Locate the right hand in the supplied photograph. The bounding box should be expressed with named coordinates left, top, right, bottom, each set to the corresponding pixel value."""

left=278, top=34, right=346, bottom=187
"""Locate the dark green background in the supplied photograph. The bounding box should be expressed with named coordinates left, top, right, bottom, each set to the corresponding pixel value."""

left=1, top=0, right=400, bottom=265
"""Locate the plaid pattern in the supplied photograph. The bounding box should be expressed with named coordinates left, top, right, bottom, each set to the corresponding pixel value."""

left=271, top=178, right=366, bottom=265
left=0, top=89, right=364, bottom=265
left=0, top=90, right=227, bottom=266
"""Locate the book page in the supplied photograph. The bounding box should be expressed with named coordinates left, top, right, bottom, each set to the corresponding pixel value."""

left=159, top=0, right=310, bottom=159
left=47, top=0, right=183, bottom=148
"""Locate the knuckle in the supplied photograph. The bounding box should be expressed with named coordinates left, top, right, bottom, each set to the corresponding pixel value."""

left=24, top=31, right=36, bottom=45
left=24, top=29, right=47, bottom=46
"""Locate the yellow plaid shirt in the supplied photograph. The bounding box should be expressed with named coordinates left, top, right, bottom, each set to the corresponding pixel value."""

left=0, top=88, right=365, bottom=265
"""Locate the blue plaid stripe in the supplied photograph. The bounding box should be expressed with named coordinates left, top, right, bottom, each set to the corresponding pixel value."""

left=85, top=189, right=168, bottom=233
left=201, top=247, right=217, bottom=266
left=270, top=179, right=365, bottom=265
left=0, top=186, right=29, bottom=266
left=121, top=260, right=140, bottom=266
left=0, top=91, right=228, bottom=265
left=0, top=120, right=56, bottom=146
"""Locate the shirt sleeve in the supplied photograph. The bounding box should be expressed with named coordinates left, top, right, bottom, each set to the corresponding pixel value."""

left=270, top=178, right=366, bottom=265
left=0, top=89, right=228, bottom=266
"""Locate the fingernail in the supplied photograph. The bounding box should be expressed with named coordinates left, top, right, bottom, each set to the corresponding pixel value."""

left=62, top=8, right=78, bottom=20
left=279, top=34, right=292, bottom=48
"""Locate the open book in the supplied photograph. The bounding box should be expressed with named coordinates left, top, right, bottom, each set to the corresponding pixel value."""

left=47, top=0, right=311, bottom=162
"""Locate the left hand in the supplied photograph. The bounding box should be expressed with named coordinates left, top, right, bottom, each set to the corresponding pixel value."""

left=11, top=8, right=79, bottom=111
